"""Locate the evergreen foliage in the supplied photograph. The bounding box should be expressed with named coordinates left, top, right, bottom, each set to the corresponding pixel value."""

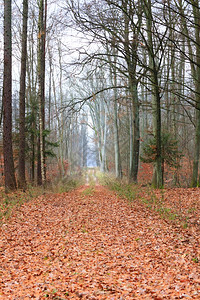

left=141, top=132, right=183, bottom=169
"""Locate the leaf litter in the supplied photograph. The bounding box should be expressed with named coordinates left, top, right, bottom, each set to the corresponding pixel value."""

left=0, top=185, right=200, bottom=299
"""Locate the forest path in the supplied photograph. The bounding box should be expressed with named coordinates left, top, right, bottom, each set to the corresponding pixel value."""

left=0, top=185, right=200, bottom=299
left=85, top=168, right=98, bottom=186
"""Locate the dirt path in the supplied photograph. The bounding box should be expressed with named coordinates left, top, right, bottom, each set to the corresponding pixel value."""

left=0, top=185, right=200, bottom=299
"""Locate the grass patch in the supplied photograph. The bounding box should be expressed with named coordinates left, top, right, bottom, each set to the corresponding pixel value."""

left=81, top=186, right=95, bottom=196
left=0, top=175, right=83, bottom=226
left=192, top=257, right=199, bottom=263
left=50, top=176, right=83, bottom=194
left=97, top=173, right=136, bottom=202
left=140, top=186, right=181, bottom=223
left=88, top=171, right=96, bottom=186
left=98, top=172, right=187, bottom=225
left=0, top=185, right=46, bottom=226
left=156, top=206, right=177, bottom=220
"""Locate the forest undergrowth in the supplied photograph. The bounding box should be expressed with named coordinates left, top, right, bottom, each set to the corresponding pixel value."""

left=0, top=171, right=200, bottom=299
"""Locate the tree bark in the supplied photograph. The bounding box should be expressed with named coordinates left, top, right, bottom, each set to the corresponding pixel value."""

left=144, top=0, right=163, bottom=188
left=3, top=0, right=17, bottom=192
left=37, top=0, right=46, bottom=186
left=18, top=0, right=28, bottom=189
left=190, top=0, right=200, bottom=187
left=113, top=97, right=122, bottom=179
left=111, top=47, right=122, bottom=179
left=129, top=80, right=140, bottom=183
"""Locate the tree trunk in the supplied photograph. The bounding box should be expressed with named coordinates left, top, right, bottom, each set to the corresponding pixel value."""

left=37, top=137, right=42, bottom=185
left=113, top=98, right=122, bottom=179
left=113, top=58, right=122, bottom=179
left=129, top=81, right=140, bottom=183
left=26, top=16, right=37, bottom=183
left=3, top=0, right=16, bottom=192
left=191, top=0, right=200, bottom=187
left=18, top=0, right=28, bottom=189
left=100, top=102, right=107, bottom=172
left=58, top=40, right=65, bottom=175
left=144, top=0, right=163, bottom=188
left=192, top=108, right=200, bottom=187
left=151, top=84, right=163, bottom=188
left=129, top=100, right=133, bottom=175
left=37, top=0, right=46, bottom=186
left=121, top=2, right=140, bottom=183
left=177, top=0, right=200, bottom=186
left=106, top=38, right=122, bottom=179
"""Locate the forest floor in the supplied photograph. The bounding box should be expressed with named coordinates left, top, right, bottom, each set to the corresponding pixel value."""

left=0, top=177, right=200, bottom=299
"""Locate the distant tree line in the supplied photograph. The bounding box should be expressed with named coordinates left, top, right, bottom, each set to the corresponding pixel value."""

left=1, top=0, right=200, bottom=191
left=64, top=0, right=200, bottom=188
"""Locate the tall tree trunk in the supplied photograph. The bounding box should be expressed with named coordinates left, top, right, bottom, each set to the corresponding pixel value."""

left=129, top=80, right=140, bottom=183
left=37, top=138, right=42, bottom=185
left=113, top=57, right=122, bottom=179
left=37, top=0, right=46, bottom=186
left=122, top=2, right=140, bottom=183
left=26, top=15, right=37, bottom=183
left=144, top=0, right=163, bottom=188
left=3, top=0, right=16, bottom=192
left=191, top=0, right=200, bottom=187
left=106, top=38, right=122, bottom=179
left=152, top=80, right=163, bottom=188
left=177, top=0, right=200, bottom=186
left=47, top=39, right=52, bottom=131
left=113, top=99, right=122, bottom=179
left=100, top=102, right=107, bottom=172
left=51, top=56, right=64, bottom=177
left=192, top=107, right=200, bottom=187
left=129, top=100, right=133, bottom=174
left=58, top=40, right=65, bottom=175
left=80, top=114, right=88, bottom=168
left=18, top=0, right=28, bottom=189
